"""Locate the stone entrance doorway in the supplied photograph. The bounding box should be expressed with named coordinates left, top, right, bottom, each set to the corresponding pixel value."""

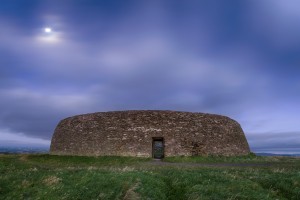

left=152, top=137, right=164, bottom=159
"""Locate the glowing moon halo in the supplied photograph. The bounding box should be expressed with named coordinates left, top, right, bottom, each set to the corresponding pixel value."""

left=37, top=27, right=61, bottom=43
left=44, top=27, right=52, bottom=33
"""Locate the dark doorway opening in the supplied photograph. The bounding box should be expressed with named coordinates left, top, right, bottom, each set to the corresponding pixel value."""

left=152, top=137, right=164, bottom=159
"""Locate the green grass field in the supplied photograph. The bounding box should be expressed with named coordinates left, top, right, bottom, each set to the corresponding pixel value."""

left=0, top=154, right=300, bottom=199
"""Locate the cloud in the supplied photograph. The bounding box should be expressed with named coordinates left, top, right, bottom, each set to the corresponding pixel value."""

left=0, top=87, right=96, bottom=139
left=0, top=128, right=50, bottom=147
left=0, top=1, right=299, bottom=153
left=247, top=131, right=300, bottom=153
left=245, top=0, right=300, bottom=61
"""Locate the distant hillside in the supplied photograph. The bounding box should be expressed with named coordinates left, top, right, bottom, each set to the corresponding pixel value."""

left=0, top=146, right=49, bottom=154
left=256, top=152, right=300, bottom=157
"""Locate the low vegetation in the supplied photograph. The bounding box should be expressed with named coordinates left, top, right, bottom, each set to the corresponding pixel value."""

left=164, top=152, right=300, bottom=163
left=0, top=154, right=299, bottom=199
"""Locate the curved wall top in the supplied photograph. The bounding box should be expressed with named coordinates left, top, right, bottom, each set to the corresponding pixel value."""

left=50, top=110, right=250, bottom=157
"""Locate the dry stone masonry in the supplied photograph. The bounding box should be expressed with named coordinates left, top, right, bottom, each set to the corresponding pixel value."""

left=50, top=110, right=250, bottom=157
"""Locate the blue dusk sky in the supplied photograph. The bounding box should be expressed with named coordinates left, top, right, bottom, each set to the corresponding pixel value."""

left=0, top=0, right=299, bottom=153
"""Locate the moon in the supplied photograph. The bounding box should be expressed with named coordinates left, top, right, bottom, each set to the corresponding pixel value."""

left=37, top=27, right=61, bottom=43
left=44, top=27, right=52, bottom=33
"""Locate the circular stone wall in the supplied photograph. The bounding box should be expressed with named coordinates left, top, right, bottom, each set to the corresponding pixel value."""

left=50, top=110, right=250, bottom=157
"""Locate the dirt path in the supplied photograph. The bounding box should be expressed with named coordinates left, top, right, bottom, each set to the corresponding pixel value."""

left=148, top=159, right=273, bottom=168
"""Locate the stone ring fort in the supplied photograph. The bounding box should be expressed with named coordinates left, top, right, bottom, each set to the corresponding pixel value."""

left=50, top=110, right=250, bottom=158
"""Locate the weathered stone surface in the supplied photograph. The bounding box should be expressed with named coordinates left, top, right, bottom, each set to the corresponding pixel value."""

left=50, top=110, right=250, bottom=157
